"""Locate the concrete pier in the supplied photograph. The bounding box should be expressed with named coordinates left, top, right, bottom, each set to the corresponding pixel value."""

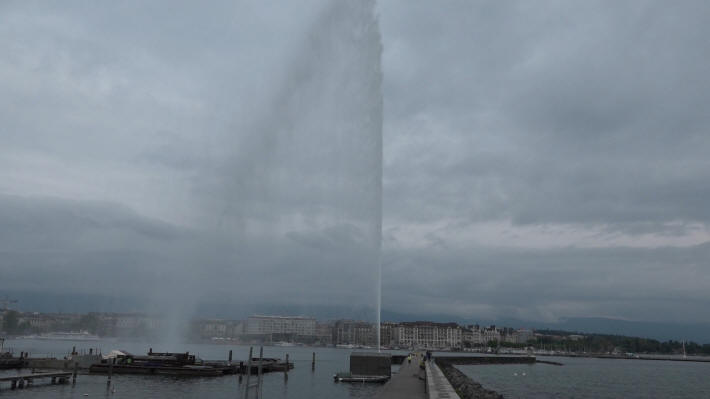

left=373, top=353, right=425, bottom=399
left=425, top=360, right=460, bottom=399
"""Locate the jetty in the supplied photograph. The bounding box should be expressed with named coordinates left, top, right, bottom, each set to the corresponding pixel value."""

left=0, top=371, right=73, bottom=390
left=373, top=354, right=540, bottom=399
left=373, top=353, right=426, bottom=399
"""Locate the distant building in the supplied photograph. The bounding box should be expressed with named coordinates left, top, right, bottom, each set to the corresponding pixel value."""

left=97, top=313, right=163, bottom=337
left=315, top=322, right=333, bottom=345
left=393, top=321, right=462, bottom=349
left=482, top=325, right=501, bottom=344
left=380, top=322, right=398, bottom=347
left=462, top=324, right=484, bottom=346
left=333, top=320, right=376, bottom=346
left=199, top=319, right=229, bottom=338
left=246, top=315, right=316, bottom=340
left=514, top=328, right=535, bottom=344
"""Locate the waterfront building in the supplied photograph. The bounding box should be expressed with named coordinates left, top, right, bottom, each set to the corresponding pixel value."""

left=97, top=313, right=163, bottom=337
left=462, top=324, right=484, bottom=345
left=393, top=321, right=462, bottom=349
left=482, top=325, right=501, bottom=344
left=514, top=328, right=534, bottom=344
left=246, top=315, right=316, bottom=339
left=380, top=321, right=398, bottom=347
left=199, top=319, right=229, bottom=338
left=333, top=320, right=376, bottom=346
left=315, top=322, right=334, bottom=345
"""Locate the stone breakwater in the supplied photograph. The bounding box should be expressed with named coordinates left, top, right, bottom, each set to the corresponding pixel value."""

left=434, top=356, right=536, bottom=399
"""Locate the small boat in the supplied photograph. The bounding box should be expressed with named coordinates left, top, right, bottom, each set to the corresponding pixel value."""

left=333, top=372, right=389, bottom=383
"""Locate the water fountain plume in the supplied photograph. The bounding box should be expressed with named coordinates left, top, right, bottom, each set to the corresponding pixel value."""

left=206, top=0, right=384, bottom=344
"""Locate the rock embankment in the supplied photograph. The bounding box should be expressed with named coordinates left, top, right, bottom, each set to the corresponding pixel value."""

left=436, top=360, right=503, bottom=399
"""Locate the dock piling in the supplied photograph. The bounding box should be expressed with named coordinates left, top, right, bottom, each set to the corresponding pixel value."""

left=243, top=347, right=253, bottom=397
left=257, top=346, right=264, bottom=398
left=284, top=354, right=289, bottom=381
left=72, top=362, right=78, bottom=385
left=239, top=361, right=243, bottom=383
left=229, top=349, right=233, bottom=364
left=107, top=358, right=113, bottom=386
left=312, top=352, right=315, bottom=371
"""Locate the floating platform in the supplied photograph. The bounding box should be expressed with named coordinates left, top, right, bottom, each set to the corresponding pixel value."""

left=0, top=352, right=24, bottom=369
left=89, top=363, right=228, bottom=376
left=0, top=371, right=73, bottom=390
left=88, top=350, right=293, bottom=377
left=333, top=372, right=389, bottom=383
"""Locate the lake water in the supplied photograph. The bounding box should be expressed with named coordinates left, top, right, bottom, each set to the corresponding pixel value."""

left=3, top=339, right=709, bottom=398
left=0, top=339, right=390, bottom=398
left=457, top=355, right=710, bottom=399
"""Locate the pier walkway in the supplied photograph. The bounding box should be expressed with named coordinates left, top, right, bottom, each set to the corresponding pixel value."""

left=374, top=353, right=426, bottom=399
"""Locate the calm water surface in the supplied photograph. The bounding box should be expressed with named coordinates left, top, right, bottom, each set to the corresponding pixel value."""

left=458, top=356, right=710, bottom=399
left=1, top=339, right=389, bottom=398
left=4, top=340, right=709, bottom=398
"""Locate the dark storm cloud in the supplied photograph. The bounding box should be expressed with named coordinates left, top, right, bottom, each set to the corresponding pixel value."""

left=1, top=0, right=710, bottom=325
left=382, top=242, right=710, bottom=322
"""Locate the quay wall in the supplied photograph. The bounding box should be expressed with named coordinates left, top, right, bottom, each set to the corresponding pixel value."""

left=436, top=356, right=536, bottom=366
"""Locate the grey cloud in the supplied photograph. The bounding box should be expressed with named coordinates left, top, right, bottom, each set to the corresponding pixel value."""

left=1, top=0, right=710, bottom=329
left=383, top=242, right=710, bottom=323
left=380, top=0, right=710, bottom=230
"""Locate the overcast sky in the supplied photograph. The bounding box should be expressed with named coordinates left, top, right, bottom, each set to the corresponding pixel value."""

left=2, top=0, right=710, bottom=326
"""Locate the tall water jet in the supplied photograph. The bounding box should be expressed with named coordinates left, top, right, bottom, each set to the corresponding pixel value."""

left=206, top=0, right=384, bottom=339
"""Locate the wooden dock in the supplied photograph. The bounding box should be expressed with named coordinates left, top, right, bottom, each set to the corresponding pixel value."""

left=0, top=371, right=73, bottom=390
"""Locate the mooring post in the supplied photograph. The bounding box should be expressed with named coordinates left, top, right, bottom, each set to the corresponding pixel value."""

left=72, top=361, right=78, bottom=384
left=312, top=352, right=315, bottom=371
left=239, top=361, right=244, bottom=383
left=257, top=346, right=264, bottom=398
left=243, top=347, right=253, bottom=398
left=107, top=357, right=114, bottom=386
left=228, top=349, right=233, bottom=364
left=284, top=353, right=289, bottom=381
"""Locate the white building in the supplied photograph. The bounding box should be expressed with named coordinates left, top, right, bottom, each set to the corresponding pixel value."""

left=482, top=325, right=501, bottom=344
left=462, top=325, right=484, bottom=345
